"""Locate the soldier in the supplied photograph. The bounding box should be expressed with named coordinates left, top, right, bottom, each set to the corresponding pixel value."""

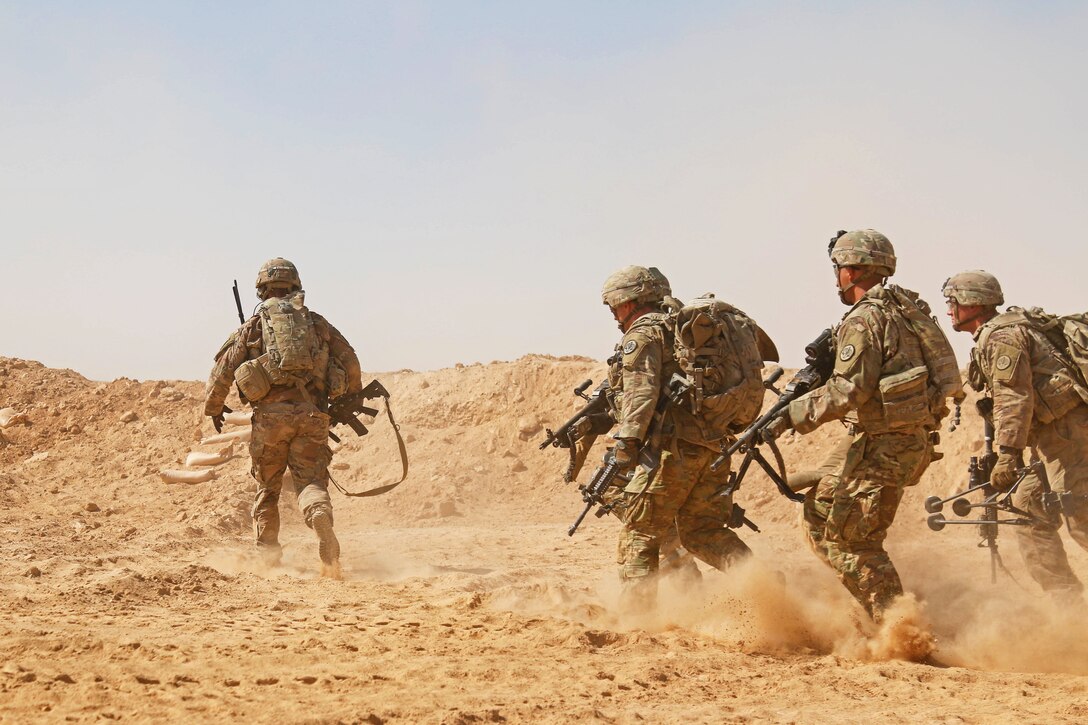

left=564, top=267, right=699, bottom=585
left=204, top=258, right=362, bottom=576
left=601, top=266, right=752, bottom=611
left=943, top=270, right=1088, bottom=604
left=765, top=230, right=950, bottom=621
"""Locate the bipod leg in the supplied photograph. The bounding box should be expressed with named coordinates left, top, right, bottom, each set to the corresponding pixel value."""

left=717, top=448, right=755, bottom=498
left=749, top=447, right=805, bottom=503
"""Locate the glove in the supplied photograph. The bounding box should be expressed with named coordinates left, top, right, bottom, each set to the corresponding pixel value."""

left=990, top=447, right=1024, bottom=491
left=612, top=438, right=640, bottom=471
left=761, top=413, right=791, bottom=442
left=211, top=404, right=233, bottom=434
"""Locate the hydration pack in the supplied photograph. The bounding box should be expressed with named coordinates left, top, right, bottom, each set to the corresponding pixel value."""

left=672, top=294, right=778, bottom=439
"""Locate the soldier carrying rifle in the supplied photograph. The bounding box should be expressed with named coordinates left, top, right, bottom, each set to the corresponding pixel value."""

left=943, top=270, right=1088, bottom=606
left=204, top=258, right=363, bottom=576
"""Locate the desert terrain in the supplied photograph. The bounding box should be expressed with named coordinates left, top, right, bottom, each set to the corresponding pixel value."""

left=1, top=354, right=1087, bottom=724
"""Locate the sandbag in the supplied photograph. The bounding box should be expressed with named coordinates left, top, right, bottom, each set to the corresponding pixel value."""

left=185, top=443, right=235, bottom=467
left=160, top=469, right=217, bottom=485
left=201, top=429, right=252, bottom=445
left=223, top=410, right=253, bottom=427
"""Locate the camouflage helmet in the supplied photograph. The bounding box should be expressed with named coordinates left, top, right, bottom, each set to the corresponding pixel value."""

left=255, top=258, right=301, bottom=293
left=601, top=265, right=661, bottom=308
left=828, top=229, right=896, bottom=277
left=942, top=270, right=1004, bottom=306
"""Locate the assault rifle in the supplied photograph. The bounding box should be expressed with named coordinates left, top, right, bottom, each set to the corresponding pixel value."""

left=539, top=379, right=614, bottom=485
left=324, top=379, right=410, bottom=498
left=327, top=379, right=390, bottom=442
left=567, top=376, right=691, bottom=536
left=925, top=415, right=1044, bottom=583
left=539, top=379, right=611, bottom=451
left=709, top=328, right=835, bottom=503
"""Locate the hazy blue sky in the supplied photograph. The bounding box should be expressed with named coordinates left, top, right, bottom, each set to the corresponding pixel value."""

left=3, top=1, right=1087, bottom=381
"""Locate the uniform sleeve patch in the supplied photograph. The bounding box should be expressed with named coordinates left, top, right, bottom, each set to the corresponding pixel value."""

left=623, top=340, right=638, bottom=355
left=989, top=342, right=1022, bottom=383
left=839, top=343, right=856, bottom=362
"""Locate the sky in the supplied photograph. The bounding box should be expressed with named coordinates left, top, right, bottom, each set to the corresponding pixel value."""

left=3, top=1, right=1087, bottom=381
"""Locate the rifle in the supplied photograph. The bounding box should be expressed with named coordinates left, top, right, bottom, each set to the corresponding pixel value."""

left=539, top=379, right=611, bottom=451
left=924, top=416, right=1044, bottom=583
left=327, top=380, right=390, bottom=442
left=324, top=379, right=410, bottom=498
left=709, top=328, right=835, bottom=503
left=567, top=376, right=690, bottom=536
left=232, top=279, right=245, bottom=324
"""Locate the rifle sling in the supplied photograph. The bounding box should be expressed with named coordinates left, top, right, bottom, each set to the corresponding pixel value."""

left=329, top=395, right=410, bottom=498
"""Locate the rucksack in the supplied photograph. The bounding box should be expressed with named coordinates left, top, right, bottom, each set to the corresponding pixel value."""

left=672, top=294, right=778, bottom=439
left=1008, top=307, right=1088, bottom=388
left=235, top=291, right=322, bottom=402
left=884, top=285, right=965, bottom=414
left=259, top=291, right=319, bottom=385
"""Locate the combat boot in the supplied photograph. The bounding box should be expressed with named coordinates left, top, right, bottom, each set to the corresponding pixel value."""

left=309, top=508, right=340, bottom=568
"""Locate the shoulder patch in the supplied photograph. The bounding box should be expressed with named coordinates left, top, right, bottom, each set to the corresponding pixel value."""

left=989, top=342, right=1023, bottom=383
left=623, top=340, right=638, bottom=355
left=839, top=343, right=856, bottom=362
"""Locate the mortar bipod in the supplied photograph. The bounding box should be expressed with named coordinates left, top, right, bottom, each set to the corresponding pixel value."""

left=925, top=461, right=1046, bottom=532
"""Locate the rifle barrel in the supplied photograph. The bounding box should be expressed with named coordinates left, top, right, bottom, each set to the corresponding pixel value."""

left=232, top=280, right=245, bottom=324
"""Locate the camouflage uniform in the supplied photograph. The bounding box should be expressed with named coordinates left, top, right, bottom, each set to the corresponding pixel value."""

left=204, top=262, right=361, bottom=565
left=795, top=429, right=852, bottom=563
left=785, top=280, right=939, bottom=619
left=608, top=312, right=751, bottom=605
left=970, top=310, right=1088, bottom=597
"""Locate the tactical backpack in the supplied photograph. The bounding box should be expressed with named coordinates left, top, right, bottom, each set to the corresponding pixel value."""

left=993, top=307, right=1088, bottom=389
left=671, top=294, right=778, bottom=440
left=884, top=285, right=965, bottom=418
left=235, top=291, right=322, bottom=402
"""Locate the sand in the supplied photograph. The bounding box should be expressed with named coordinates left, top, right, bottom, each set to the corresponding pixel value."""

left=1, top=354, right=1086, bottom=723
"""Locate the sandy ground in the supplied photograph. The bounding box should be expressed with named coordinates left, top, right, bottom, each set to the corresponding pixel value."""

left=2, top=355, right=1087, bottom=723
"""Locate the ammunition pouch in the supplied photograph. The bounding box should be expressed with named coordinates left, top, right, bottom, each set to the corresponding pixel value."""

left=235, top=354, right=273, bottom=402
left=1033, top=373, right=1083, bottom=424
left=878, top=365, right=930, bottom=429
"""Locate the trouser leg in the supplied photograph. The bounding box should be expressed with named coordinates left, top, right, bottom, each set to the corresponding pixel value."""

left=675, top=447, right=751, bottom=572
left=249, top=410, right=291, bottom=554
left=1011, top=468, right=1083, bottom=596
left=824, top=430, right=928, bottom=620
left=825, top=481, right=905, bottom=619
